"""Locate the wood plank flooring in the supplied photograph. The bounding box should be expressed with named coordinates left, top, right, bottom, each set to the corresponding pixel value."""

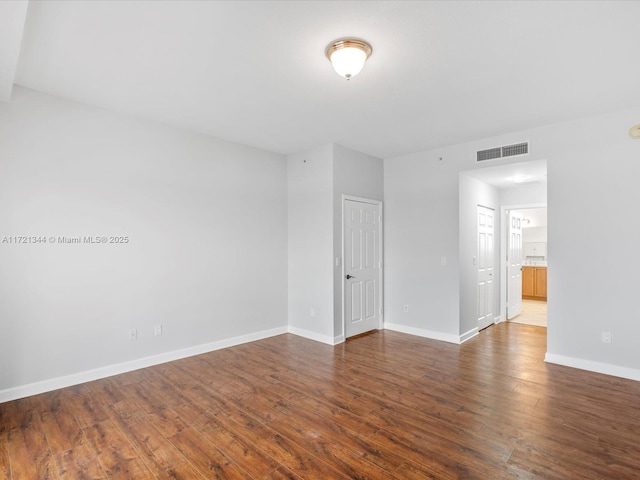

left=2, top=323, right=640, bottom=479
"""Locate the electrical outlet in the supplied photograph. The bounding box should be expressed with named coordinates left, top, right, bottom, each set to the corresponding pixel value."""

left=154, top=324, right=162, bottom=336
left=601, top=331, right=612, bottom=344
left=403, top=305, right=409, bottom=313
left=129, top=329, right=137, bottom=341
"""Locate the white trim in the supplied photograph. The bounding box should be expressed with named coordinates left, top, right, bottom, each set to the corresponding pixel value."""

left=460, top=327, right=479, bottom=343
left=0, top=326, right=287, bottom=403
left=384, top=322, right=462, bottom=344
left=333, top=335, right=345, bottom=345
left=545, top=353, right=640, bottom=382
left=494, top=315, right=504, bottom=324
left=287, top=326, right=336, bottom=346
left=342, top=195, right=384, bottom=339
left=341, top=194, right=381, bottom=206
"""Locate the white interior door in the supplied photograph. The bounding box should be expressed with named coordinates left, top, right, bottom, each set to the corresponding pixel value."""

left=507, top=210, right=523, bottom=319
left=344, top=199, right=381, bottom=338
left=477, top=206, right=495, bottom=331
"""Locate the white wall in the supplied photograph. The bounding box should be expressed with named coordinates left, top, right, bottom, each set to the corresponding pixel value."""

left=499, top=184, right=547, bottom=206
left=0, top=87, right=288, bottom=398
left=520, top=207, right=547, bottom=228
left=546, top=108, right=640, bottom=379
left=523, top=227, right=547, bottom=244
left=0, top=1, right=28, bottom=102
left=459, top=174, right=500, bottom=338
left=287, top=143, right=383, bottom=344
left=384, top=151, right=461, bottom=341
left=332, top=144, right=383, bottom=340
left=385, top=105, right=640, bottom=380
left=3, top=89, right=639, bottom=403
left=287, top=144, right=334, bottom=343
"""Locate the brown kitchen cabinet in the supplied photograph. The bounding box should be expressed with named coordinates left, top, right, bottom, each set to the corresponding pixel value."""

left=522, top=266, right=547, bottom=300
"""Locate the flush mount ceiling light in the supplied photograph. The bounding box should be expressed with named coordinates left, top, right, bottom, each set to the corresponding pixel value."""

left=326, top=38, right=372, bottom=80
left=630, top=124, right=640, bottom=139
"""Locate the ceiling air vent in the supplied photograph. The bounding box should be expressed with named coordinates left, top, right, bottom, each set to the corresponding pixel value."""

left=477, top=142, right=529, bottom=162
left=477, top=147, right=502, bottom=162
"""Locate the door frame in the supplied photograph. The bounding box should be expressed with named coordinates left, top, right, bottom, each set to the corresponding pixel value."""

left=499, top=202, right=546, bottom=323
left=341, top=195, right=384, bottom=340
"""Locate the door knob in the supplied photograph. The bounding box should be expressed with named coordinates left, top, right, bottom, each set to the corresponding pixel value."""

left=346, top=274, right=356, bottom=279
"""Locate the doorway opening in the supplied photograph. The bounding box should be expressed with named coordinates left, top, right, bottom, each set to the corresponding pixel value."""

left=461, top=159, right=547, bottom=338
left=502, top=206, right=547, bottom=327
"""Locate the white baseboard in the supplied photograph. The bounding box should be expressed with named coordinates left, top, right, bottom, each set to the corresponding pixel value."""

left=0, top=326, right=288, bottom=404
left=287, top=326, right=336, bottom=345
left=384, top=322, right=462, bottom=344
left=460, top=327, right=479, bottom=343
left=545, top=353, right=640, bottom=382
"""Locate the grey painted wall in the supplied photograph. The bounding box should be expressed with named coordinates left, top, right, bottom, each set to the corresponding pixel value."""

left=287, top=145, right=334, bottom=341
left=2, top=87, right=639, bottom=399
left=385, top=105, right=640, bottom=376
left=332, top=144, right=384, bottom=340
left=384, top=149, right=462, bottom=337
left=287, top=143, right=383, bottom=343
left=0, top=87, right=288, bottom=392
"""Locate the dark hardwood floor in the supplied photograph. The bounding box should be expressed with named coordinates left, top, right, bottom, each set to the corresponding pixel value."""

left=2, top=323, right=640, bottom=479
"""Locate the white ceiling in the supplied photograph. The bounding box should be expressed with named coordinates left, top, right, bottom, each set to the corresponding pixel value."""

left=4, top=1, right=640, bottom=158
left=464, top=159, right=547, bottom=190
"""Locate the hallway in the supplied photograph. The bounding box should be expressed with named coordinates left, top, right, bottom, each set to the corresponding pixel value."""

left=509, top=299, right=547, bottom=327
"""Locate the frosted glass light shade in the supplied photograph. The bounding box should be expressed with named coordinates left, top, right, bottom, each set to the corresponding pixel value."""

left=329, top=47, right=367, bottom=78
left=326, top=39, right=372, bottom=79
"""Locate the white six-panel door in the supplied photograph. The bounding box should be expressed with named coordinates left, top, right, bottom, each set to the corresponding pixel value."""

left=507, top=211, right=523, bottom=319
left=477, top=206, right=495, bottom=331
left=344, top=199, right=381, bottom=338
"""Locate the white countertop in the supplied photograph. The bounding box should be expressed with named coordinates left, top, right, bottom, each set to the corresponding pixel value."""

left=523, top=261, right=547, bottom=267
